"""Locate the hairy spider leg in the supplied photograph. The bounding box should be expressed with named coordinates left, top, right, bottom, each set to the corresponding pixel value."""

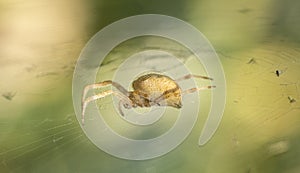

left=182, top=85, right=216, bottom=95
left=118, top=100, right=128, bottom=116
left=118, top=100, right=124, bottom=116
left=152, top=87, right=179, bottom=106
left=82, top=80, right=129, bottom=103
left=153, top=85, right=216, bottom=107
left=81, top=80, right=129, bottom=125
left=153, top=74, right=216, bottom=106
left=175, top=74, right=214, bottom=82
left=82, top=90, right=128, bottom=125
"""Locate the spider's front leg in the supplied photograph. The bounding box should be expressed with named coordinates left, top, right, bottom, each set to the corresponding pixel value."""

left=82, top=90, right=131, bottom=124
left=81, top=81, right=130, bottom=125
left=82, top=80, right=129, bottom=103
left=81, top=90, right=114, bottom=125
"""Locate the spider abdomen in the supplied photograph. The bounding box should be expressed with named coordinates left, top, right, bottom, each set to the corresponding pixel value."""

left=131, top=73, right=182, bottom=108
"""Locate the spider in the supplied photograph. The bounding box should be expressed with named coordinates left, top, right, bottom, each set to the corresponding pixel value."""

left=81, top=73, right=216, bottom=124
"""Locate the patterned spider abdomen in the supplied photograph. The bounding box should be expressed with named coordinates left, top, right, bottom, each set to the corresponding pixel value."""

left=131, top=73, right=182, bottom=108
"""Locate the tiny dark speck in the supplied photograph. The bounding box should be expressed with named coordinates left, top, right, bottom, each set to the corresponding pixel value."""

left=288, top=96, right=296, bottom=103
left=276, top=70, right=280, bottom=77
left=238, top=8, right=252, bottom=14
left=247, top=58, right=256, bottom=64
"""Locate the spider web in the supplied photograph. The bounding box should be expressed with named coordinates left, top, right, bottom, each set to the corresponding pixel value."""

left=1, top=17, right=300, bottom=173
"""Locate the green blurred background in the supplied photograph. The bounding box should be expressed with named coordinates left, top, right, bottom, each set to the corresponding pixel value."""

left=1, top=0, right=300, bottom=172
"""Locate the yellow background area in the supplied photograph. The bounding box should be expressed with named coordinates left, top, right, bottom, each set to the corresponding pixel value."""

left=0, top=0, right=300, bottom=173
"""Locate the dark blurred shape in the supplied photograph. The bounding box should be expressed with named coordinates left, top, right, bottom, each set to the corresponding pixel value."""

left=2, top=92, right=16, bottom=101
left=247, top=58, right=257, bottom=64
left=271, top=0, right=300, bottom=41
left=237, top=8, right=252, bottom=14
left=288, top=96, right=296, bottom=103
left=86, top=0, right=187, bottom=34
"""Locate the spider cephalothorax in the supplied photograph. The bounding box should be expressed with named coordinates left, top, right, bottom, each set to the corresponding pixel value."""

left=81, top=73, right=215, bottom=124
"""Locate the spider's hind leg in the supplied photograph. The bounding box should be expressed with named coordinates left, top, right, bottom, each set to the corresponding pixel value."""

left=182, top=86, right=216, bottom=95
left=175, top=74, right=213, bottom=82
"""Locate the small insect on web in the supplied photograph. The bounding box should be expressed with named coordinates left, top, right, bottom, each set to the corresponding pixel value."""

left=81, top=73, right=216, bottom=125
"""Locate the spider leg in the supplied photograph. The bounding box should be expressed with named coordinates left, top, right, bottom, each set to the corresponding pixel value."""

left=152, top=87, right=179, bottom=105
left=82, top=80, right=129, bottom=103
left=81, top=90, right=127, bottom=125
left=118, top=100, right=129, bottom=117
left=118, top=100, right=124, bottom=116
left=175, top=74, right=213, bottom=82
left=152, top=85, right=215, bottom=107
left=182, top=85, right=216, bottom=95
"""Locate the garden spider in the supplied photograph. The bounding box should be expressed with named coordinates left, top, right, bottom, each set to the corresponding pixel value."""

left=81, top=73, right=215, bottom=124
